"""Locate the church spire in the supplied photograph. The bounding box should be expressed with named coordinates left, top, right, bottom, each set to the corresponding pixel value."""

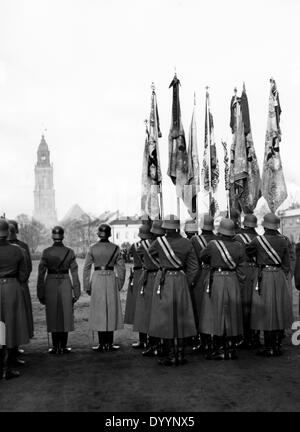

left=37, top=134, right=50, bottom=166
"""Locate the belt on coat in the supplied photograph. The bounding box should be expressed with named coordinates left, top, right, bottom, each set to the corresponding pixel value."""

left=133, top=266, right=142, bottom=270
left=262, top=264, right=281, bottom=271
left=95, top=266, right=114, bottom=271
left=212, top=267, right=236, bottom=273
left=156, top=267, right=185, bottom=297
left=48, top=269, right=69, bottom=275
left=245, top=262, right=257, bottom=267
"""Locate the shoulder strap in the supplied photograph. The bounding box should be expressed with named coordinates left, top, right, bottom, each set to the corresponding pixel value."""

left=237, top=233, right=251, bottom=244
left=141, top=240, right=160, bottom=268
left=195, top=234, right=208, bottom=249
left=58, top=248, right=71, bottom=270
left=157, top=237, right=183, bottom=269
left=257, top=236, right=281, bottom=265
left=212, top=240, right=236, bottom=270
left=106, top=245, right=119, bottom=267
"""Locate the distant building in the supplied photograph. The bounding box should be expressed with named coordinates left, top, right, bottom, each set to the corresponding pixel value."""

left=278, top=208, right=300, bottom=243
left=33, top=135, right=57, bottom=227
left=110, top=217, right=142, bottom=246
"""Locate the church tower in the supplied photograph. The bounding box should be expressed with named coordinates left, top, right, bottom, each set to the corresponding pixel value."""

left=33, top=135, right=57, bottom=227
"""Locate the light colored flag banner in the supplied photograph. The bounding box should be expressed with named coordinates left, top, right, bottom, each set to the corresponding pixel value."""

left=262, top=78, right=287, bottom=213
left=0, top=321, right=5, bottom=346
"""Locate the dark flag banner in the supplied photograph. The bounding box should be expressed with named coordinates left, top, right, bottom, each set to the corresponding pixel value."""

left=229, top=84, right=261, bottom=213
left=167, top=74, right=189, bottom=203
left=141, top=85, right=162, bottom=220
left=262, top=78, right=287, bottom=212
left=185, top=97, right=200, bottom=217
left=202, top=90, right=219, bottom=216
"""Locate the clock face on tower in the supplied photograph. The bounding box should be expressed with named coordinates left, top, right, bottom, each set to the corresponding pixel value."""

left=41, top=155, right=46, bottom=161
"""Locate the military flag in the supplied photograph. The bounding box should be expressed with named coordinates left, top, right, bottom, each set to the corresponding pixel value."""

left=141, top=84, right=162, bottom=220
left=229, top=83, right=261, bottom=213
left=262, top=78, right=287, bottom=212
left=202, top=89, right=219, bottom=216
left=184, top=94, right=200, bottom=217
left=167, top=74, right=189, bottom=206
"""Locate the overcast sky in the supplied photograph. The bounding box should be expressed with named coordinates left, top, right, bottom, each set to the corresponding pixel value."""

left=1, top=0, right=300, bottom=220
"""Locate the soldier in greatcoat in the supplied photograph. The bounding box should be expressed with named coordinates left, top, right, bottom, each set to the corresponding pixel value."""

left=8, top=223, right=34, bottom=340
left=184, top=219, right=199, bottom=349
left=83, top=224, right=125, bottom=352
left=0, top=219, right=30, bottom=379
left=246, top=213, right=293, bottom=357
left=147, top=215, right=198, bottom=366
left=200, top=218, right=246, bottom=360
left=133, top=221, right=163, bottom=357
left=191, top=214, right=217, bottom=357
left=294, top=241, right=300, bottom=315
left=234, top=214, right=260, bottom=348
left=37, top=226, right=81, bottom=354
left=124, top=226, right=146, bottom=349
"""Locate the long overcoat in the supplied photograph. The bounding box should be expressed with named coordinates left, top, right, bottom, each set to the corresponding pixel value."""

left=124, top=242, right=143, bottom=325
left=246, top=231, right=293, bottom=330
left=147, top=233, right=198, bottom=339
left=234, top=228, right=259, bottom=331
left=10, top=238, right=34, bottom=338
left=133, top=239, right=161, bottom=334
left=0, top=239, right=30, bottom=348
left=83, top=240, right=125, bottom=332
left=200, top=235, right=246, bottom=337
left=37, top=242, right=81, bottom=332
left=191, top=231, right=217, bottom=334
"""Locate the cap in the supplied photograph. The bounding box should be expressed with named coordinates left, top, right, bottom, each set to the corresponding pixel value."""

left=218, top=218, right=235, bottom=236
left=262, top=213, right=280, bottom=230
left=52, top=226, right=64, bottom=240
left=139, top=224, right=152, bottom=240
left=98, top=224, right=112, bottom=238
left=184, top=219, right=198, bottom=233
left=243, top=214, right=257, bottom=228
left=151, top=219, right=165, bottom=236
left=162, top=214, right=180, bottom=230
left=0, top=219, right=9, bottom=238
left=201, top=214, right=214, bottom=231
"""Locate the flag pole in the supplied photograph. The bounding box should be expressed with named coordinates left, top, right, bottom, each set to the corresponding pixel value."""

left=194, top=91, right=199, bottom=227
left=206, top=87, right=212, bottom=215
left=151, top=82, right=164, bottom=220
left=233, top=87, right=239, bottom=209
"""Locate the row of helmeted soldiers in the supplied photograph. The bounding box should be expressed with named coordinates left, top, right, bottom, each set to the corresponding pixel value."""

left=0, top=210, right=297, bottom=379
left=123, top=211, right=295, bottom=365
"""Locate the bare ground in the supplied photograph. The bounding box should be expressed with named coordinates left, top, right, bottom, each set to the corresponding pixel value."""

left=0, top=260, right=300, bottom=412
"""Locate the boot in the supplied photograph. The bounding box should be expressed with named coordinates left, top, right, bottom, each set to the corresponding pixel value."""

left=92, top=331, right=105, bottom=352
left=177, top=339, right=187, bottom=365
left=105, top=331, right=120, bottom=351
left=252, top=330, right=262, bottom=349
left=158, top=339, right=176, bottom=366
left=228, top=338, right=238, bottom=360
left=132, top=332, right=147, bottom=349
left=209, top=336, right=224, bottom=360
left=256, top=331, right=274, bottom=357
left=142, top=336, right=159, bottom=357
left=157, top=339, right=168, bottom=358
left=2, top=348, right=20, bottom=380
left=49, top=332, right=60, bottom=354
left=192, top=333, right=206, bottom=354
left=11, top=347, right=26, bottom=366
left=274, top=330, right=283, bottom=356
left=60, top=332, right=71, bottom=354
left=204, top=335, right=214, bottom=360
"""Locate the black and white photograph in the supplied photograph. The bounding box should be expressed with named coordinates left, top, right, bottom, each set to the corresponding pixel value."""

left=0, top=0, right=300, bottom=418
